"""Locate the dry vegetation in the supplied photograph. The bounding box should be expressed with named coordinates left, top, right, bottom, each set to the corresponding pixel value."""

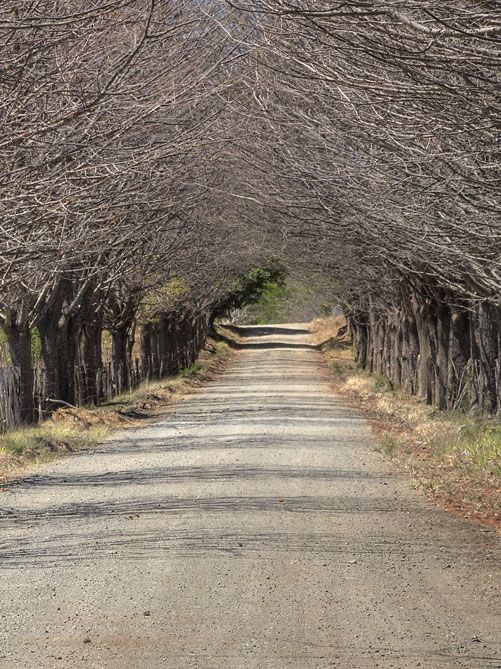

left=311, top=319, right=501, bottom=530
left=0, top=338, right=233, bottom=484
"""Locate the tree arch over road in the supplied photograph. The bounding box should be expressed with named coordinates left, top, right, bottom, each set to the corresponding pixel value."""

left=0, top=0, right=500, bottom=421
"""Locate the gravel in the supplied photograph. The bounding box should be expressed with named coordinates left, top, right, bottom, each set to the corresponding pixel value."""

left=0, top=324, right=499, bottom=668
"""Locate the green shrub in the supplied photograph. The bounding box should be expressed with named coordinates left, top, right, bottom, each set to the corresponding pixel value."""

left=371, top=374, right=396, bottom=393
left=444, top=423, right=501, bottom=474
left=180, top=363, right=203, bottom=378
left=246, top=281, right=292, bottom=324
left=329, top=360, right=343, bottom=375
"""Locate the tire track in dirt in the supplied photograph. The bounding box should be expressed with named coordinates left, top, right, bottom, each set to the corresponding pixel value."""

left=0, top=324, right=499, bottom=668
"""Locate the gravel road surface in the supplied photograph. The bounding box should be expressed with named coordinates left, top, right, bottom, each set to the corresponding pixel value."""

left=0, top=324, right=499, bottom=668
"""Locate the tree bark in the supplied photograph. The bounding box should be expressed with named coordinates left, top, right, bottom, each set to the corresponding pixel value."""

left=435, top=300, right=451, bottom=410
left=475, top=302, right=499, bottom=415
left=4, top=322, right=34, bottom=424
left=140, top=323, right=153, bottom=380
left=447, top=305, right=470, bottom=411
left=111, top=327, right=131, bottom=393
left=80, top=314, right=103, bottom=405
left=412, top=296, right=433, bottom=404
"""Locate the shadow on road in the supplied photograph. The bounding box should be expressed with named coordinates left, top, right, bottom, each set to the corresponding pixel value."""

left=228, top=341, right=318, bottom=351
left=227, top=325, right=311, bottom=337
left=216, top=325, right=318, bottom=351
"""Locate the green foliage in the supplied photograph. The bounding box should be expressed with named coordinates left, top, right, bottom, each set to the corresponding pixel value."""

left=211, top=264, right=286, bottom=320
left=0, top=330, right=8, bottom=367
left=180, top=363, right=203, bottom=377
left=319, top=303, right=333, bottom=317
left=381, top=435, right=400, bottom=456
left=243, top=280, right=292, bottom=324
left=329, top=360, right=344, bottom=375
left=442, top=422, right=501, bottom=474
left=371, top=374, right=397, bottom=393
left=31, top=328, right=41, bottom=364
left=0, top=328, right=42, bottom=366
left=213, top=341, right=229, bottom=354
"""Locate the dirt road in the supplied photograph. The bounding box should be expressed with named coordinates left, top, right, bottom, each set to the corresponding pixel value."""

left=0, top=325, right=499, bottom=668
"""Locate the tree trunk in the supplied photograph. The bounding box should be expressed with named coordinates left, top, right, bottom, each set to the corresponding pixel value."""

left=390, top=320, right=402, bottom=387
left=158, top=314, right=169, bottom=378
left=4, top=322, right=35, bottom=424
left=38, top=279, right=78, bottom=409
left=39, top=322, right=77, bottom=408
left=447, top=305, right=470, bottom=411
left=435, top=301, right=451, bottom=410
left=167, top=317, right=179, bottom=375
left=400, top=311, right=418, bottom=395
left=412, top=296, right=433, bottom=404
left=140, top=323, right=153, bottom=380
left=111, top=327, right=130, bottom=393
left=80, top=315, right=103, bottom=405
left=475, top=302, right=499, bottom=415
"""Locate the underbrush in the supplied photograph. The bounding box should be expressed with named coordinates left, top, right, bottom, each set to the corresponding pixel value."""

left=180, top=362, right=203, bottom=378
left=438, top=422, right=501, bottom=475
left=311, top=318, right=501, bottom=529
left=0, top=423, right=110, bottom=458
left=371, top=374, right=397, bottom=394
left=0, top=420, right=112, bottom=480
left=0, top=337, right=232, bottom=482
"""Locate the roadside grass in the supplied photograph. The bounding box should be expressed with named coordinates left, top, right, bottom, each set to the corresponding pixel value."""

left=0, top=423, right=110, bottom=470
left=371, top=373, right=397, bottom=394
left=311, top=318, right=501, bottom=529
left=0, top=337, right=233, bottom=483
left=180, top=362, right=203, bottom=378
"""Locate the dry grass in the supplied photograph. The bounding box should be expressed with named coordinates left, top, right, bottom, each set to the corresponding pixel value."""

left=0, top=422, right=111, bottom=481
left=310, top=315, right=349, bottom=348
left=312, top=318, right=501, bottom=530
left=0, top=337, right=234, bottom=483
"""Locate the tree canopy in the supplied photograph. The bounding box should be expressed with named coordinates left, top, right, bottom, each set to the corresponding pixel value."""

left=0, top=0, right=500, bottom=420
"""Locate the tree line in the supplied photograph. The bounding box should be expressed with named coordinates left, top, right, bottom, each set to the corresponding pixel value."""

left=227, top=0, right=501, bottom=414
left=0, top=1, right=500, bottom=425
left=0, top=1, right=277, bottom=427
